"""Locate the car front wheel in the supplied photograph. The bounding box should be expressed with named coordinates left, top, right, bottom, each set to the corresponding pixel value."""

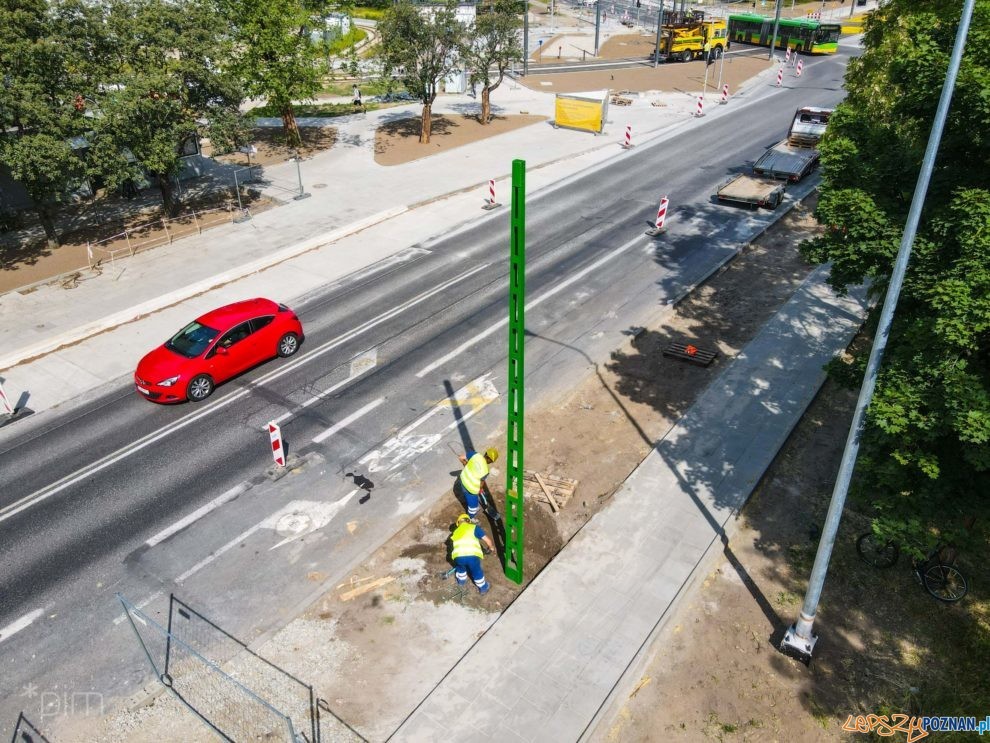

left=277, top=332, right=300, bottom=358
left=187, top=374, right=215, bottom=402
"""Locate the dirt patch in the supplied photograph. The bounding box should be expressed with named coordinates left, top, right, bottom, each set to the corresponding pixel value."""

left=257, top=195, right=826, bottom=738
left=373, top=113, right=547, bottom=166
left=204, top=125, right=337, bottom=168
left=519, top=53, right=772, bottom=95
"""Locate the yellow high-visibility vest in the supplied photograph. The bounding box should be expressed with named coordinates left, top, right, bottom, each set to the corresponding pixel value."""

left=459, top=452, right=489, bottom=494
left=451, top=523, right=484, bottom=560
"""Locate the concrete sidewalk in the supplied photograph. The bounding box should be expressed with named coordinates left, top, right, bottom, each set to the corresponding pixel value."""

left=0, top=74, right=736, bottom=417
left=391, top=265, right=868, bottom=742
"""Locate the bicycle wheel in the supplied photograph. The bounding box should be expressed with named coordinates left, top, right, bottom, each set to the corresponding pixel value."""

left=856, top=532, right=900, bottom=568
left=922, top=564, right=968, bottom=603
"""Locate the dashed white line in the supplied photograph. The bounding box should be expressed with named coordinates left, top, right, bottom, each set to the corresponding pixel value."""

left=415, top=235, right=642, bottom=378
left=145, top=483, right=249, bottom=548
left=112, top=591, right=162, bottom=626
left=0, top=264, right=487, bottom=526
left=176, top=523, right=263, bottom=584
left=0, top=608, right=44, bottom=643
left=312, top=397, right=385, bottom=444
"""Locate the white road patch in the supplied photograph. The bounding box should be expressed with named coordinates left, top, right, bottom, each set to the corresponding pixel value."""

left=177, top=492, right=359, bottom=581
left=267, top=492, right=357, bottom=550
left=359, top=373, right=499, bottom=474
left=0, top=608, right=44, bottom=643
left=415, top=234, right=643, bottom=378
left=273, top=348, right=379, bottom=426
left=145, top=483, right=248, bottom=547
left=312, top=397, right=385, bottom=444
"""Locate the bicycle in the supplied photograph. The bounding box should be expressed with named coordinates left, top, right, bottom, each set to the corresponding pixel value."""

left=856, top=532, right=969, bottom=603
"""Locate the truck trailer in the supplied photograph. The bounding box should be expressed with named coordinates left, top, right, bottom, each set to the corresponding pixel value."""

left=752, top=106, right=832, bottom=182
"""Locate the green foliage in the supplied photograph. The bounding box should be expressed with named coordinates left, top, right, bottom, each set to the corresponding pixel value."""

left=0, top=0, right=97, bottom=243
left=801, top=0, right=990, bottom=548
left=324, top=26, right=366, bottom=56
left=378, top=0, right=464, bottom=141
left=461, top=0, right=523, bottom=122
left=87, top=0, right=242, bottom=215
left=352, top=5, right=388, bottom=20
left=220, top=0, right=324, bottom=146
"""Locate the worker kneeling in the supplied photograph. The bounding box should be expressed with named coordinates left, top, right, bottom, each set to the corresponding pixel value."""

left=451, top=513, right=496, bottom=594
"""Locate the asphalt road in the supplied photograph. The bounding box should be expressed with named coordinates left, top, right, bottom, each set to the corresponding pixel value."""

left=0, top=46, right=853, bottom=737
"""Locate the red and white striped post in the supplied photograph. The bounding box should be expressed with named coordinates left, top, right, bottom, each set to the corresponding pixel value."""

left=268, top=421, right=285, bottom=467
left=482, top=178, right=500, bottom=210
left=776, top=67, right=784, bottom=87
left=0, top=379, right=15, bottom=416
left=695, top=95, right=704, bottom=117
left=795, top=59, right=804, bottom=77
left=622, top=125, right=633, bottom=149
left=720, top=83, right=729, bottom=104
left=784, top=47, right=791, bottom=65
left=646, top=195, right=669, bottom=236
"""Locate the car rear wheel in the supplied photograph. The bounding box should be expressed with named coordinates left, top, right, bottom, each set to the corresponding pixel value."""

left=277, top=332, right=300, bottom=358
left=187, top=374, right=215, bottom=402
left=679, top=50, right=692, bottom=62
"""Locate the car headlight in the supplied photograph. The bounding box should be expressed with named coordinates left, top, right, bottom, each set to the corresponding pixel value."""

left=157, top=375, right=180, bottom=387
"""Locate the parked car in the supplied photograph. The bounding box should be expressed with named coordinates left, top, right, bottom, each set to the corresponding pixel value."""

left=134, top=298, right=303, bottom=403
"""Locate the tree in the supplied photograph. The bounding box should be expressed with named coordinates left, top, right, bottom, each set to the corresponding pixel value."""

left=0, top=0, right=96, bottom=247
left=221, top=0, right=323, bottom=147
left=88, top=0, right=242, bottom=216
left=801, top=0, right=990, bottom=549
left=461, top=0, right=522, bottom=124
left=379, top=0, right=464, bottom=143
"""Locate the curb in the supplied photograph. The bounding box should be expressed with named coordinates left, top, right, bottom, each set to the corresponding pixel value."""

left=0, top=206, right=406, bottom=373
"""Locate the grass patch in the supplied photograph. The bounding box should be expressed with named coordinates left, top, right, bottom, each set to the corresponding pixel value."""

left=320, top=79, right=400, bottom=98
left=352, top=6, right=387, bottom=20
left=250, top=101, right=385, bottom=118
left=323, top=27, right=366, bottom=55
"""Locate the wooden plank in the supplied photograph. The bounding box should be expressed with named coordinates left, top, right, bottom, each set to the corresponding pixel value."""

left=339, top=576, right=394, bottom=601
left=534, top=471, right=560, bottom=513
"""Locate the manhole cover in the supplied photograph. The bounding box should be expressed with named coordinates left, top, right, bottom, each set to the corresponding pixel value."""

left=312, top=183, right=328, bottom=189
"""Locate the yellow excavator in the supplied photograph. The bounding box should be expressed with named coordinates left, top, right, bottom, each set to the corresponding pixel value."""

left=654, top=11, right=728, bottom=63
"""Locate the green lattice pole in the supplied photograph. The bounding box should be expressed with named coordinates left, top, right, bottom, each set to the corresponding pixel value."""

left=504, top=159, right=526, bottom=584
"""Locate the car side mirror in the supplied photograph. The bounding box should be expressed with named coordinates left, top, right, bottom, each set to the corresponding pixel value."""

left=216, top=345, right=228, bottom=355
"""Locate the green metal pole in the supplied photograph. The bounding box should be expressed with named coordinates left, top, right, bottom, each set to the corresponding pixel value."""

left=504, top=159, right=526, bottom=584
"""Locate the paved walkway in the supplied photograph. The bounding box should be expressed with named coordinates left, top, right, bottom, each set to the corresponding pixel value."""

left=0, top=64, right=757, bottom=416
left=392, top=265, right=868, bottom=741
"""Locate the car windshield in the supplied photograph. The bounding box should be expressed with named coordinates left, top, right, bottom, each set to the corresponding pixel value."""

left=166, top=321, right=219, bottom=358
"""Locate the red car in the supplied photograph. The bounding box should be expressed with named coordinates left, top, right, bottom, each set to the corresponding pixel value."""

left=134, top=298, right=303, bottom=403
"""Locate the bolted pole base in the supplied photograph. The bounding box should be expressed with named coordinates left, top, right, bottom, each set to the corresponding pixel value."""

left=293, top=192, right=311, bottom=201
left=779, top=622, right=817, bottom=665
left=645, top=227, right=666, bottom=237
left=482, top=201, right=501, bottom=211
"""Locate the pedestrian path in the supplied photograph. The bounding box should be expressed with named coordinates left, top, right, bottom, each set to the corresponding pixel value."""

left=391, top=265, right=868, bottom=742
left=0, top=73, right=736, bottom=417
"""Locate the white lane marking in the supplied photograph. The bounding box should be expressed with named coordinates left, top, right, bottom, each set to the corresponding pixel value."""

left=359, top=373, right=499, bottom=473
left=415, top=235, right=642, bottom=378
left=273, top=348, right=378, bottom=426
left=0, top=264, right=487, bottom=527
left=0, top=608, right=45, bottom=643
left=312, top=397, right=385, bottom=444
left=145, top=483, right=248, bottom=548
left=112, top=591, right=163, bottom=626
left=177, top=493, right=358, bottom=581
left=269, top=492, right=357, bottom=550
left=177, top=523, right=263, bottom=583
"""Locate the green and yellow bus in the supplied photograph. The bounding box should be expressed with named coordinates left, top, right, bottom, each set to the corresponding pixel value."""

left=728, top=14, right=841, bottom=54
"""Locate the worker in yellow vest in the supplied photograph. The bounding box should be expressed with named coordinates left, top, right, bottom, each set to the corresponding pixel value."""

left=450, top=513, right=496, bottom=593
left=457, top=447, right=498, bottom=522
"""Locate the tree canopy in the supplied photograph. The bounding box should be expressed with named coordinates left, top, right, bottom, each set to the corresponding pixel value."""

left=378, top=0, right=463, bottom=143
left=802, top=0, right=990, bottom=549
left=461, top=0, right=523, bottom=124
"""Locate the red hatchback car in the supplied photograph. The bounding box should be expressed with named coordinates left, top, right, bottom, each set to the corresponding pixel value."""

left=134, top=298, right=304, bottom=403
